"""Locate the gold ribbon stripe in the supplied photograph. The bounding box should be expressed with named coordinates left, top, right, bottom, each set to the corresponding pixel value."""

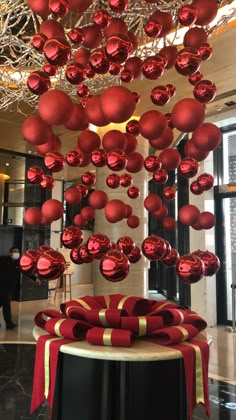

left=75, top=298, right=92, bottom=310
left=99, top=309, right=110, bottom=327
left=152, top=302, right=174, bottom=312
left=181, top=342, right=205, bottom=403
left=174, top=326, right=189, bottom=341
left=138, top=316, right=147, bottom=336
left=103, top=328, right=113, bottom=346
left=104, top=295, right=111, bottom=309
left=175, top=310, right=185, bottom=324
left=66, top=305, right=87, bottom=317
left=44, top=337, right=62, bottom=398
left=117, top=296, right=130, bottom=309
left=54, top=319, right=65, bottom=338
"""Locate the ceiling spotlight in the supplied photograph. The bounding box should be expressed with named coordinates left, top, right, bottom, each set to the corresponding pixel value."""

left=5, top=162, right=10, bottom=166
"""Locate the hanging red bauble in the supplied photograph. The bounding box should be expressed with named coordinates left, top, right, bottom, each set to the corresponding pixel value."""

left=27, top=166, right=44, bottom=184
left=91, top=149, right=107, bottom=167
left=73, top=48, right=91, bottom=66
left=40, top=175, right=55, bottom=190
left=178, top=4, right=198, bottom=26
left=106, top=173, right=120, bottom=189
left=159, top=149, right=181, bottom=171
left=61, top=226, right=83, bottom=249
left=188, top=71, right=203, bottom=86
left=85, top=95, right=110, bottom=127
left=124, top=57, right=143, bottom=78
left=44, top=152, right=65, bottom=172
left=89, top=190, right=108, bottom=209
left=127, top=215, right=140, bottom=229
left=81, top=171, right=96, bottom=186
left=31, top=33, right=47, bottom=52
left=144, top=155, right=162, bottom=173
left=190, top=181, right=204, bottom=196
left=65, top=62, right=85, bottom=84
left=184, top=27, right=208, bottom=49
left=199, top=43, right=213, bottom=61
left=22, top=115, right=52, bottom=146
left=142, top=235, right=167, bottom=260
left=64, top=187, right=81, bottom=205
left=41, top=199, right=64, bottom=222
left=66, top=150, right=82, bottom=167
left=38, top=89, right=73, bottom=126
left=89, top=49, right=110, bottom=74
left=67, top=0, right=92, bottom=13
left=100, top=86, right=136, bottom=124
left=153, top=204, right=168, bottom=220
left=77, top=244, right=93, bottom=264
left=153, top=169, right=168, bottom=184
left=28, top=0, right=50, bottom=17
left=197, top=173, right=214, bottom=191
left=120, top=69, right=134, bottom=83
left=144, top=19, right=162, bottom=38
left=123, top=133, right=138, bottom=155
left=77, top=130, right=101, bottom=154
left=40, top=19, right=65, bottom=39
left=132, top=91, right=141, bottom=104
left=102, top=130, right=126, bottom=151
left=24, top=207, right=42, bottom=225
left=105, top=33, right=132, bottom=64
left=191, top=123, right=221, bottom=152
left=120, top=173, right=133, bottom=187
left=162, top=217, right=177, bottom=232
left=70, top=247, right=84, bottom=265
left=68, top=27, right=84, bottom=44
left=87, top=233, right=111, bottom=259
left=142, top=56, right=165, bottom=80
left=100, top=249, right=130, bottom=282
left=105, top=199, right=126, bottom=223
left=73, top=214, right=87, bottom=228
left=76, top=184, right=88, bottom=198
left=126, top=120, right=140, bottom=136
left=80, top=206, right=95, bottom=222
left=179, top=204, right=200, bottom=226
left=165, top=113, right=175, bottom=129
left=92, top=9, right=111, bottom=29
left=198, top=212, right=216, bottom=229
left=124, top=204, right=132, bottom=218
left=176, top=254, right=205, bottom=284
left=159, top=46, right=178, bottom=69
left=144, top=194, right=162, bottom=213
left=193, top=80, right=217, bottom=103
left=37, top=250, right=66, bottom=280
left=49, top=0, right=69, bottom=17
left=162, top=248, right=180, bottom=267
left=104, top=17, right=128, bottom=38
left=109, top=62, right=121, bottom=75
left=150, top=10, right=173, bottom=37
left=106, top=149, right=127, bottom=171
left=178, top=157, right=200, bottom=179
left=175, top=47, right=201, bottom=76
left=127, top=186, right=140, bottom=199
left=82, top=25, right=102, bottom=49
left=127, top=245, right=142, bottom=263
left=43, top=37, right=71, bottom=66
left=108, top=0, right=129, bottom=13
left=139, top=110, right=167, bottom=140
left=184, top=140, right=209, bottom=162
left=171, top=98, right=205, bottom=133
left=192, top=250, right=220, bottom=276
left=43, top=62, right=58, bottom=76
left=20, top=249, right=40, bottom=274
left=65, top=104, right=88, bottom=131
left=150, top=85, right=170, bottom=106
left=77, top=84, right=89, bottom=97
left=126, top=152, right=144, bottom=173
left=149, top=127, right=174, bottom=150
left=192, top=0, right=218, bottom=26
left=163, top=187, right=176, bottom=200
left=166, top=84, right=176, bottom=98
left=117, top=235, right=135, bottom=255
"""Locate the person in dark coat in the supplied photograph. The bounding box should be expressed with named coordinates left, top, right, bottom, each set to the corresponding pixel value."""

left=0, top=246, right=21, bottom=329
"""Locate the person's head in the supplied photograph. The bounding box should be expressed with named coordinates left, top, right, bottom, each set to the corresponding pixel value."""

left=9, top=246, right=20, bottom=260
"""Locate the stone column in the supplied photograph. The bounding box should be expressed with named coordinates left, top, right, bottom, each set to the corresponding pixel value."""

left=93, top=124, right=149, bottom=298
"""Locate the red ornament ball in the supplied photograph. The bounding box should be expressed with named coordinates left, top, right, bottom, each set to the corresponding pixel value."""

left=41, top=199, right=64, bottom=222
left=105, top=33, right=132, bottom=64
left=198, top=212, right=216, bottom=229
left=142, top=56, right=165, bottom=80
left=65, top=62, right=85, bottom=85
left=89, top=49, right=110, bottom=74
left=171, top=98, right=205, bottom=133
left=159, top=149, right=181, bottom=171
left=67, top=0, right=92, bottom=13
left=153, top=204, right=168, bottom=220
left=73, top=214, right=87, bottom=228
left=91, top=149, right=107, bottom=167
left=188, top=71, right=203, bottom=86
left=64, top=187, right=81, bottom=205
left=184, top=140, right=209, bottom=162
left=151, top=85, right=170, bottom=106
left=81, top=171, right=96, bottom=186
left=108, top=0, right=129, bottom=13
left=190, top=181, right=204, bottom=195
left=49, top=0, right=69, bottom=17
left=142, top=235, right=167, bottom=260
left=139, top=110, right=167, bottom=140
left=76, top=184, right=88, bottom=198
left=24, top=207, right=42, bottom=225
left=175, top=47, right=201, bottom=76
left=123, top=133, right=138, bottom=155
left=102, top=130, right=126, bottom=152
left=159, top=46, right=178, bottom=69
left=153, top=169, right=168, bottom=185
left=149, top=127, right=174, bottom=150
left=61, top=226, right=83, bottom=249
left=38, top=89, right=73, bottom=126
left=31, top=33, right=47, bottom=52
left=124, top=57, right=143, bottom=79
left=80, top=206, right=95, bottom=221
left=106, top=149, right=127, bottom=171
left=192, top=250, right=220, bottom=276
left=20, top=249, right=40, bottom=274
left=127, top=215, right=140, bottom=229
left=163, top=187, right=176, bottom=201
left=22, top=115, right=52, bottom=145
left=199, top=43, right=213, bottom=61
left=28, top=0, right=50, bottom=17
left=37, top=250, right=66, bottom=280
left=89, top=190, right=108, bottom=209
left=77, top=244, right=93, bottom=264
left=179, top=204, right=200, bottom=226
left=144, top=194, right=162, bottom=213
left=106, top=173, right=120, bottom=189
left=105, top=199, right=126, bottom=223
left=87, top=233, right=111, bottom=259
left=144, top=19, right=162, bottom=38
left=192, top=0, right=218, bottom=26
left=144, top=155, right=162, bottom=173
left=40, top=18, right=65, bottom=38
left=100, top=86, right=136, bottom=124
left=100, top=249, right=130, bottom=282
left=68, top=27, right=85, bottom=44
left=43, top=37, right=71, bottom=66
left=126, top=120, right=140, bottom=136
left=126, top=152, right=144, bottom=173
left=193, top=80, right=217, bottom=103
left=40, top=175, right=55, bottom=190
left=127, top=186, right=140, bottom=199
left=44, top=152, right=65, bottom=172
left=178, top=157, right=200, bottom=179
left=162, top=217, right=177, bottom=232
left=178, top=5, right=198, bottom=26
left=183, top=27, right=208, bottom=49
left=117, top=235, right=135, bottom=255
left=27, top=166, right=44, bottom=184
left=70, top=247, right=84, bottom=265
left=85, top=95, right=110, bottom=127
left=127, top=246, right=142, bottom=263
left=191, top=123, right=221, bottom=152
left=82, top=25, right=102, bottom=50
left=66, top=150, right=82, bottom=167
left=197, top=173, right=214, bottom=191
left=176, top=254, right=205, bottom=284
left=92, top=9, right=111, bottom=29
left=162, top=248, right=180, bottom=267
left=77, top=130, right=101, bottom=154
left=120, top=173, right=133, bottom=187
left=27, top=71, right=51, bottom=95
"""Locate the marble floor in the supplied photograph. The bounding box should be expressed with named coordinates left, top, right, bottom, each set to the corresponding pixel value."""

left=0, top=286, right=236, bottom=419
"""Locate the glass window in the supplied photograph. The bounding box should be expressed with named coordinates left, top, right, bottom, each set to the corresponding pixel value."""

left=222, top=130, right=236, bottom=184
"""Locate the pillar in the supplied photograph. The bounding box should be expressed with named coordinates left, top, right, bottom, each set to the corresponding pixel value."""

left=93, top=124, right=150, bottom=298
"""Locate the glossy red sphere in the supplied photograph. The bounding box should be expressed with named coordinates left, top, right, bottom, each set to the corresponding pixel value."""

left=64, top=187, right=81, bottom=205
left=31, top=33, right=47, bottom=52
left=163, top=187, right=176, bottom=200
left=105, top=199, right=126, bottom=223
left=105, top=34, right=132, bottom=64
left=100, top=249, right=130, bottom=282
left=144, top=155, right=162, bottom=172
left=24, top=208, right=42, bottom=225
left=117, top=235, right=135, bottom=255
left=92, top=9, right=111, bottom=29
left=49, top=0, right=69, bottom=17
left=175, top=47, right=201, bottom=76
left=40, top=175, right=55, bottom=190
left=37, top=250, right=66, bottom=280
left=89, top=49, right=110, bottom=74
left=66, top=150, right=82, bottom=167
left=144, top=19, right=162, bottom=37
left=89, top=190, right=108, bottom=209
left=108, top=0, right=129, bottom=13
left=150, top=85, right=170, bottom=106
left=127, top=215, right=140, bottom=229
left=142, top=235, right=167, bottom=261
left=171, top=98, right=205, bottom=133
left=44, top=152, right=65, bottom=172
left=179, top=204, right=200, bottom=226
left=41, top=199, right=64, bottom=222
left=106, top=173, right=120, bottom=189
left=127, top=245, right=142, bottom=263
left=127, top=186, right=140, bottom=199
left=190, top=181, right=204, bottom=195
left=65, top=62, right=85, bottom=84
left=20, top=249, right=40, bottom=274
left=162, top=248, right=180, bottom=267
left=87, top=233, right=111, bottom=259
left=197, top=173, right=214, bottom=191
left=91, top=149, right=107, bottom=167
left=199, top=43, right=213, bottom=61
left=153, top=169, right=168, bottom=185
left=142, top=56, right=165, bottom=80
left=192, top=250, right=220, bottom=276
left=27, top=166, right=44, bottom=184
left=61, top=226, right=83, bottom=249
left=188, top=71, right=203, bottom=86
left=176, top=254, right=205, bottom=284
left=126, top=119, right=140, bottom=136
left=81, top=171, right=96, bottom=186
left=106, top=149, right=127, bottom=171
left=193, top=80, right=217, bottom=103
left=178, top=157, right=200, bottom=179
left=68, top=27, right=85, bottom=44
left=120, top=173, right=133, bottom=187
left=43, top=37, right=71, bottom=66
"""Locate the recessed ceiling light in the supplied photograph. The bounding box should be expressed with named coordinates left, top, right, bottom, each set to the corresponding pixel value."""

left=28, top=150, right=32, bottom=154
left=5, top=162, right=10, bottom=166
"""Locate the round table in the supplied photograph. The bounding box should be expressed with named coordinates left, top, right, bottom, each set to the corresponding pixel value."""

left=33, top=326, right=209, bottom=420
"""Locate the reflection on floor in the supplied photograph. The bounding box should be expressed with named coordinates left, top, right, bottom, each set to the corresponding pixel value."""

left=0, top=344, right=236, bottom=420
left=0, top=287, right=236, bottom=419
